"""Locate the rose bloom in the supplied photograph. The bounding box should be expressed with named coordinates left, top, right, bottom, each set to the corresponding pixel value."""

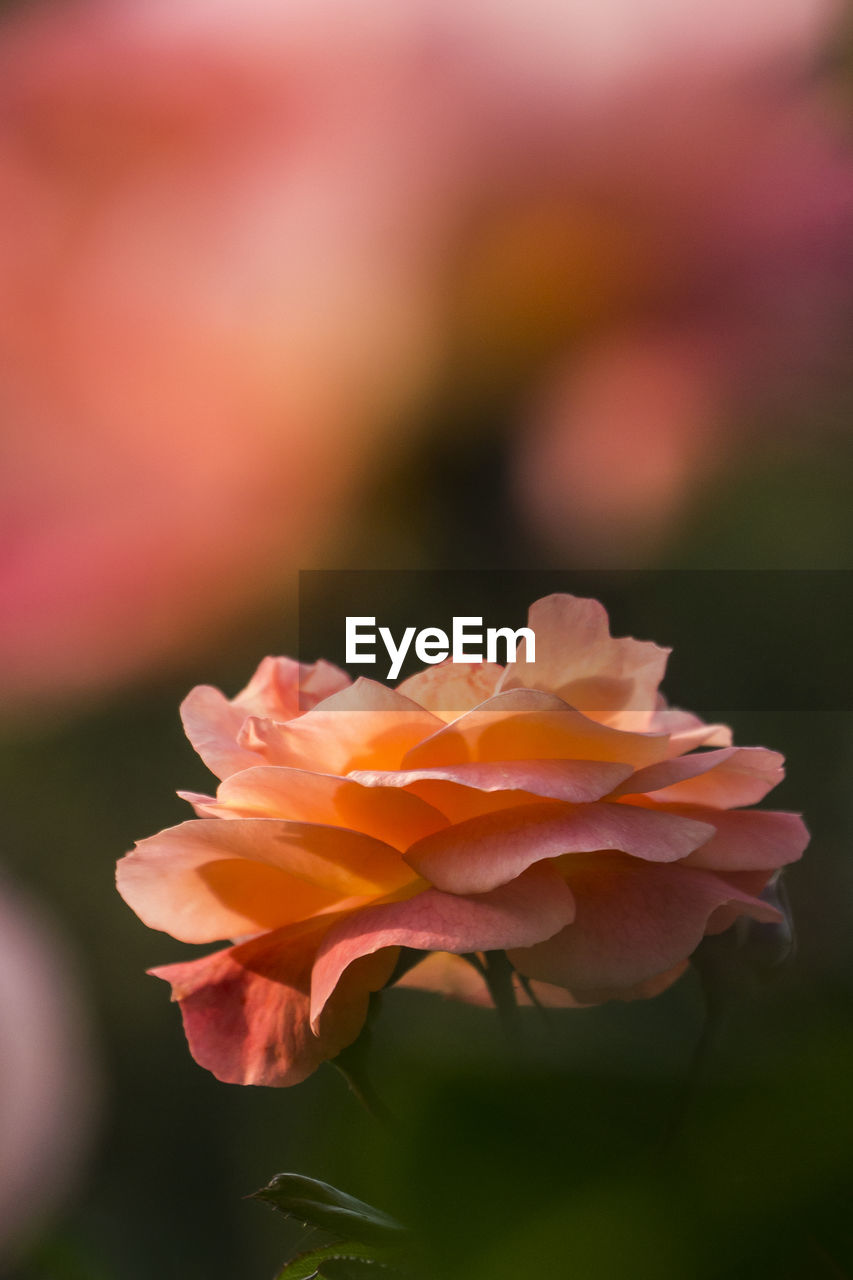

left=117, top=594, right=807, bottom=1086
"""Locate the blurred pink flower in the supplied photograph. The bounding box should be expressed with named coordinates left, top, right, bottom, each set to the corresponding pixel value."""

left=1, top=0, right=851, bottom=710
left=0, top=879, right=97, bottom=1263
left=0, top=0, right=462, bottom=710
left=117, top=594, right=806, bottom=1086
left=509, top=63, right=853, bottom=559
left=424, top=0, right=853, bottom=558
left=455, top=0, right=852, bottom=559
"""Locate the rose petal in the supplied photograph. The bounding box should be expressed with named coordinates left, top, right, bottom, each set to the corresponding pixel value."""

left=310, top=864, right=576, bottom=1029
left=237, top=679, right=444, bottom=775
left=508, top=855, right=781, bottom=997
left=401, top=688, right=671, bottom=771
left=396, top=662, right=505, bottom=722
left=519, top=961, right=689, bottom=1007
left=405, top=800, right=715, bottom=894
left=647, top=703, right=733, bottom=753
left=150, top=918, right=393, bottom=1087
left=179, top=659, right=352, bottom=780
left=192, top=766, right=448, bottom=849
left=178, top=779, right=524, bottom=829
left=349, top=758, right=634, bottom=804
left=501, top=593, right=669, bottom=724
left=366, top=778, right=552, bottom=825
left=712, top=868, right=776, bottom=896
left=234, top=657, right=351, bottom=721
left=177, top=788, right=225, bottom=818
left=395, top=951, right=492, bottom=1006
left=117, top=817, right=415, bottom=943
left=613, top=746, right=785, bottom=807
left=393, top=951, right=592, bottom=1010
left=669, top=805, right=809, bottom=870
left=180, top=685, right=261, bottom=781
left=560, top=961, right=690, bottom=1005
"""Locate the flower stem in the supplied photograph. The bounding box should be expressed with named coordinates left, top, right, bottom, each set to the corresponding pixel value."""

left=481, top=950, right=522, bottom=1046
left=331, top=1055, right=392, bottom=1127
left=330, top=993, right=393, bottom=1127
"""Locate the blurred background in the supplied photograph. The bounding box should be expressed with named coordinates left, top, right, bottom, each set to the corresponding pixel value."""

left=3, top=0, right=853, bottom=1276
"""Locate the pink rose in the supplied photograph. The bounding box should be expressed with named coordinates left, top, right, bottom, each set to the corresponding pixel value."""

left=117, top=594, right=807, bottom=1086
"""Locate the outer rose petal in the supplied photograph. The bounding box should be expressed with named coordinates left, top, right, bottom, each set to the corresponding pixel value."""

left=405, top=799, right=714, bottom=894
left=401, top=688, right=671, bottom=771
left=649, top=704, right=733, bottom=753
left=501, top=593, right=669, bottom=726
left=180, top=659, right=352, bottom=780
left=180, top=685, right=261, bottom=781
left=666, top=805, right=809, bottom=871
left=612, top=962, right=691, bottom=1002
left=237, top=679, right=444, bottom=775
left=150, top=918, right=395, bottom=1087
left=117, top=818, right=415, bottom=943
left=310, top=864, right=576, bottom=1029
left=394, top=951, right=594, bottom=1010
left=508, top=855, right=781, bottom=998
left=234, top=657, right=351, bottom=721
left=394, top=947, right=594, bottom=1003
left=396, top=661, right=504, bottom=721
left=527, top=963, right=691, bottom=1005
left=186, top=766, right=448, bottom=849
left=395, top=951, right=493, bottom=1006
left=712, top=868, right=776, bottom=897
left=613, top=746, right=785, bottom=807
left=349, top=758, right=634, bottom=804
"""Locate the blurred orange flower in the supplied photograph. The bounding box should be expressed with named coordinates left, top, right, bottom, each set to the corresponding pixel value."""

left=117, top=594, right=807, bottom=1086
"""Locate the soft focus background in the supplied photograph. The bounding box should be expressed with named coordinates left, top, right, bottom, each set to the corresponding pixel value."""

left=3, top=1, right=853, bottom=1277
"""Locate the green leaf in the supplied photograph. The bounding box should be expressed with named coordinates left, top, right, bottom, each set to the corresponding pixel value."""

left=275, top=1239, right=404, bottom=1280
left=252, top=1173, right=406, bottom=1246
